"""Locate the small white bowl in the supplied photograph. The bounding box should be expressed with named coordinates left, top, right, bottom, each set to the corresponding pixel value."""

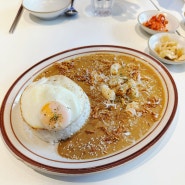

left=138, top=10, right=179, bottom=35
left=148, top=32, right=185, bottom=65
left=23, top=0, right=71, bottom=20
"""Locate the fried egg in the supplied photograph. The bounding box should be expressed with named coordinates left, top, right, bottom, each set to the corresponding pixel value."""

left=20, top=75, right=90, bottom=142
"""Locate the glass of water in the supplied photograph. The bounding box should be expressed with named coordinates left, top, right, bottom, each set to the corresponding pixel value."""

left=91, top=0, right=114, bottom=16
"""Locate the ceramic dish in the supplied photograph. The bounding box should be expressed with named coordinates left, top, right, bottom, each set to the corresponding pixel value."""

left=148, top=33, right=185, bottom=65
left=23, top=0, right=71, bottom=20
left=138, top=10, right=179, bottom=35
left=0, top=45, right=178, bottom=176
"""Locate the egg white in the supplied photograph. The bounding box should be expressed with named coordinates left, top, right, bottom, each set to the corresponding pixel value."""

left=20, top=75, right=90, bottom=142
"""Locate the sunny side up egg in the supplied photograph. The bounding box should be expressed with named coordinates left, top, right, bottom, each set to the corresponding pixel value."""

left=20, top=75, right=91, bottom=143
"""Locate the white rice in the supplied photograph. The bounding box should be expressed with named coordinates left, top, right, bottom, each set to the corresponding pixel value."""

left=31, top=93, right=90, bottom=144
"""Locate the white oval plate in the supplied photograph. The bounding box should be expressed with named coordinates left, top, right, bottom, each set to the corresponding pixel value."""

left=148, top=33, right=185, bottom=65
left=23, top=0, right=71, bottom=20
left=138, top=10, right=179, bottom=35
left=0, top=45, right=178, bottom=176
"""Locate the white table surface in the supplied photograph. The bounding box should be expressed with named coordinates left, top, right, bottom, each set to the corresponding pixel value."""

left=0, top=0, right=185, bottom=184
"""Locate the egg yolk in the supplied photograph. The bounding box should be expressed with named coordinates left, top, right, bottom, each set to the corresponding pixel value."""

left=40, top=101, right=71, bottom=131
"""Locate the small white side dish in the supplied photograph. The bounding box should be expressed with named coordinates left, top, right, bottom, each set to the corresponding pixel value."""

left=138, top=10, right=179, bottom=35
left=148, top=33, right=185, bottom=65
left=23, top=0, right=71, bottom=20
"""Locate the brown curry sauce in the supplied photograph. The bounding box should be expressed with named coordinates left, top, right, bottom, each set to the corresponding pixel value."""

left=35, top=53, right=166, bottom=160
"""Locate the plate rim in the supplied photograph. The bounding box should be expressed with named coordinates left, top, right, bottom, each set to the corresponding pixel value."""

left=0, top=45, right=178, bottom=175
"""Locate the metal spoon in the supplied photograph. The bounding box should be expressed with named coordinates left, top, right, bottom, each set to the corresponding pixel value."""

left=65, top=0, right=78, bottom=16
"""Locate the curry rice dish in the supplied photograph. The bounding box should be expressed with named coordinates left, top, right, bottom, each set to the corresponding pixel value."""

left=34, top=52, right=167, bottom=160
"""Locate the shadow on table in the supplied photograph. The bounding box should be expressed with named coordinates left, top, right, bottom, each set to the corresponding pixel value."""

left=84, top=0, right=139, bottom=22
left=36, top=110, right=179, bottom=182
left=154, top=0, right=184, bottom=12
left=111, top=0, right=140, bottom=21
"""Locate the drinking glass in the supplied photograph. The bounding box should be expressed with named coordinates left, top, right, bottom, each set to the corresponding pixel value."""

left=91, top=0, right=114, bottom=16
